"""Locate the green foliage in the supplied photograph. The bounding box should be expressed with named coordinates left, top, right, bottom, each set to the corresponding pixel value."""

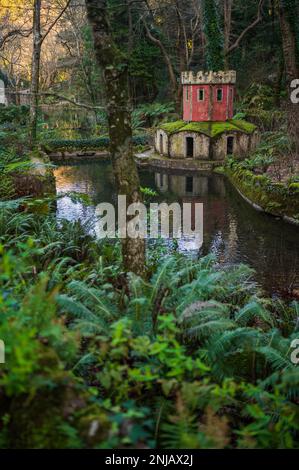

left=133, top=103, right=175, bottom=129
left=202, top=0, right=224, bottom=70
left=44, top=135, right=149, bottom=152
left=0, top=162, right=298, bottom=448
left=237, top=84, right=286, bottom=132
left=0, top=105, right=29, bottom=126
left=0, top=147, right=32, bottom=200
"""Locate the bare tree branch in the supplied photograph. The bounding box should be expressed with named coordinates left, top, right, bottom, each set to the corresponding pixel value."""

left=16, top=90, right=104, bottom=110
left=0, top=28, right=32, bottom=49
left=142, top=17, right=178, bottom=100
left=41, top=0, right=72, bottom=44
left=227, top=0, right=264, bottom=54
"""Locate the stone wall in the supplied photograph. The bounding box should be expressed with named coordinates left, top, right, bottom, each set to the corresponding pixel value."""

left=155, top=128, right=260, bottom=161
left=212, top=132, right=260, bottom=160
left=169, top=132, right=210, bottom=160
left=154, top=129, right=169, bottom=156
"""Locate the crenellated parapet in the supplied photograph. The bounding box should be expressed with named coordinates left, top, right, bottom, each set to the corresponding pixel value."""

left=181, top=70, right=236, bottom=85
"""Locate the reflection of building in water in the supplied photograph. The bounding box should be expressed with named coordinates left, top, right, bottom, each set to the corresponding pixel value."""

left=154, top=172, right=234, bottom=255
left=155, top=173, right=169, bottom=193
left=153, top=172, right=243, bottom=261
left=154, top=172, right=226, bottom=198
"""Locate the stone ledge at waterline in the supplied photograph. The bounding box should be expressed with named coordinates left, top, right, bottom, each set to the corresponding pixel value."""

left=224, top=163, right=299, bottom=227
left=47, top=150, right=110, bottom=164
left=135, top=149, right=222, bottom=171
left=42, top=135, right=149, bottom=163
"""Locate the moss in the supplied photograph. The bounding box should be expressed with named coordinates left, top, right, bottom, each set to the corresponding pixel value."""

left=160, top=119, right=257, bottom=138
left=289, top=182, right=299, bottom=194
left=159, top=120, right=186, bottom=134
left=225, top=161, right=299, bottom=220
left=181, top=121, right=211, bottom=135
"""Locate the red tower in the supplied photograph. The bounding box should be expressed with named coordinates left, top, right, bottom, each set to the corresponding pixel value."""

left=182, top=71, right=236, bottom=122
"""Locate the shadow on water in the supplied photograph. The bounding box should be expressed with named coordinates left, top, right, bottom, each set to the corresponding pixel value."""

left=54, top=162, right=299, bottom=297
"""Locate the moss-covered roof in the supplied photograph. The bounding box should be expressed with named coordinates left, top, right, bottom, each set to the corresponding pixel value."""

left=160, top=119, right=257, bottom=138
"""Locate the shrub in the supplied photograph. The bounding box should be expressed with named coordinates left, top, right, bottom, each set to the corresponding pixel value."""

left=44, top=134, right=149, bottom=152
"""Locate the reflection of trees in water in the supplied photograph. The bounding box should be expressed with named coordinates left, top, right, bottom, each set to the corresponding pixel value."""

left=54, top=163, right=115, bottom=202
left=55, top=164, right=299, bottom=296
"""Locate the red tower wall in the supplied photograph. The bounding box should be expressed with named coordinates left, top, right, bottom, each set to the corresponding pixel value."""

left=183, top=84, right=234, bottom=122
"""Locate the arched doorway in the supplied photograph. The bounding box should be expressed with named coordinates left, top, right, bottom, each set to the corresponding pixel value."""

left=186, top=137, right=194, bottom=158
left=227, top=136, right=234, bottom=155
left=160, top=134, right=164, bottom=154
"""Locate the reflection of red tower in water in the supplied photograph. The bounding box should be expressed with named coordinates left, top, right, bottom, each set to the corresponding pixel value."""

left=182, top=197, right=229, bottom=233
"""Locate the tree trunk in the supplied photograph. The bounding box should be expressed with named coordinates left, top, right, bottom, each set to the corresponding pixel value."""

left=278, top=0, right=299, bottom=155
left=85, top=0, right=145, bottom=276
left=29, top=0, right=42, bottom=146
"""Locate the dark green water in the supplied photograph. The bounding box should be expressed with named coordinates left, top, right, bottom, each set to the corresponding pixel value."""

left=54, top=162, right=299, bottom=297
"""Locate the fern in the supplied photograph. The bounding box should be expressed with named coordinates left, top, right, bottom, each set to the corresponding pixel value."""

left=235, top=300, right=274, bottom=328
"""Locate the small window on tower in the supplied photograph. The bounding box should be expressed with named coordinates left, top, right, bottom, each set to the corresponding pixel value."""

left=198, top=89, right=205, bottom=101
left=217, top=88, right=223, bottom=102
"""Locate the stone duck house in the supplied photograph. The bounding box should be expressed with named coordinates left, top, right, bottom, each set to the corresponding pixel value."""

left=155, top=71, right=259, bottom=161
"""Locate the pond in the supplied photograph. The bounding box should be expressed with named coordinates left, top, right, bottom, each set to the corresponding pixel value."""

left=54, top=162, right=299, bottom=297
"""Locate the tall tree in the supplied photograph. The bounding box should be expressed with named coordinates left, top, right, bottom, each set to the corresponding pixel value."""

left=85, top=0, right=145, bottom=276
left=30, top=0, right=42, bottom=145
left=277, top=0, right=299, bottom=154
left=29, top=0, right=71, bottom=146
